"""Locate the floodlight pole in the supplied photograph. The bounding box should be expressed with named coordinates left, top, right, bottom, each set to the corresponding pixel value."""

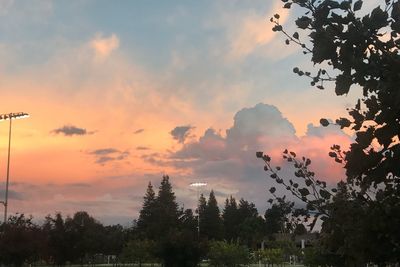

left=4, top=116, right=12, bottom=224
left=190, top=182, right=207, bottom=239
left=0, top=112, right=29, bottom=224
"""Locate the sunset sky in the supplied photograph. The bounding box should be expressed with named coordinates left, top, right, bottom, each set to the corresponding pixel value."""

left=0, top=0, right=364, bottom=225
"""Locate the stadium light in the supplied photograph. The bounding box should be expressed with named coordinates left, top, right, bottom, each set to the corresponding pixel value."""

left=0, top=112, right=30, bottom=224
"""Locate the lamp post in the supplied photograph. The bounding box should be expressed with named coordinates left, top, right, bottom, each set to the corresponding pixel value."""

left=189, top=182, right=207, bottom=238
left=0, top=112, right=29, bottom=224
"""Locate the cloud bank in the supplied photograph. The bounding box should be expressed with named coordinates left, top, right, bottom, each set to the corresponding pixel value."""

left=143, top=103, right=352, bottom=211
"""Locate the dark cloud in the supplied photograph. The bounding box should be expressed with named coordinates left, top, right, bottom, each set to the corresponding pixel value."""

left=170, top=125, right=195, bottom=144
left=136, top=146, right=150, bottom=150
left=89, top=148, right=130, bottom=165
left=134, top=129, right=144, bottom=134
left=90, top=148, right=120, bottom=155
left=0, top=188, right=24, bottom=200
left=52, top=125, right=94, bottom=136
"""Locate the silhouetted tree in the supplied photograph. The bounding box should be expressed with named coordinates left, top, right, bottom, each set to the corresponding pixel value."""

left=198, top=193, right=207, bottom=239
left=236, top=199, right=263, bottom=248
left=65, top=211, right=105, bottom=264
left=0, top=214, right=44, bottom=267
left=222, top=196, right=263, bottom=247
left=202, top=190, right=223, bottom=240
left=222, top=196, right=239, bottom=242
left=156, top=229, right=201, bottom=267
left=136, top=182, right=157, bottom=239
left=154, top=175, right=180, bottom=238
left=264, top=199, right=293, bottom=239
left=102, top=224, right=126, bottom=257
left=237, top=216, right=265, bottom=249
left=258, top=0, right=400, bottom=265
left=134, top=175, right=201, bottom=267
left=43, top=213, right=72, bottom=266
left=293, top=223, right=307, bottom=236
left=121, top=239, right=156, bottom=267
left=237, top=199, right=258, bottom=221
left=180, top=208, right=197, bottom=234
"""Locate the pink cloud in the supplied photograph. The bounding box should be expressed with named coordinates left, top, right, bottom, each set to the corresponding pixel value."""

left=90, top=33, right=120, bottom=60
left=149, top=103, right=354, bottom=211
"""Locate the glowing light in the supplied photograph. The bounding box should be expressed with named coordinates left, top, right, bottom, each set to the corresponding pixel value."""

left=0, top=112, right=30, bottom=121
left=190, top=182, right=207, bottom=187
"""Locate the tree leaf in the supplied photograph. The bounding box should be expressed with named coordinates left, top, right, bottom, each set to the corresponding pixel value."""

left=295, top=16, right=312, bottom=29
left=329, top=152, right=337, bottom=158
left=284, top=2, right=292, bottom=9
left=353, top=0, right=363, bottom=11
left=335, top=74, right=352, bottom=95
left=299, top=188, right=310, bottom=196
left=336, top=118, right=351, bottom=129
left=320, top=118, right=330, bottom=127
left=320, top=189, right=331, bottom=199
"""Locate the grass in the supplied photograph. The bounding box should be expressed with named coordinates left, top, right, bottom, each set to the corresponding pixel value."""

left=38, top=264, right=305, bottom=267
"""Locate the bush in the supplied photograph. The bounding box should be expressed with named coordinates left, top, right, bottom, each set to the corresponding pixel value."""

left=208, top=240, right=249, bottom=267
left=257, top=248, right=284, bottom=266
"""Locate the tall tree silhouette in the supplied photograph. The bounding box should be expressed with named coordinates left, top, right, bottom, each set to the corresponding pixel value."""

left=237, top=199, right=258, bottom=223
left=154, top=175, right=180, bottom=238
left=137, top=182, right=157, bottom=239
left=202, top=190, right=223, bottom=240
left=198, top=193, right=207, bottom=239
left=66, top=211, right=104, bottom=263
left=43, top=213, right=71, bottom=265
left=264, top=200, right=293, bottom=239
left=222, top=196, right=239, bottom=242
left=236, top=199, right=263, bottom=248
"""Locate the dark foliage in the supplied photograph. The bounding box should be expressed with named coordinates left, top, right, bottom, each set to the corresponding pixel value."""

left=0, top=214, right=44, bottom=267
left=258, top=0, right=400, bottom=265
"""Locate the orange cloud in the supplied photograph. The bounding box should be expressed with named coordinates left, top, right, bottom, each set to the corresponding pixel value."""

left=228, top=1, right=289, bottom=60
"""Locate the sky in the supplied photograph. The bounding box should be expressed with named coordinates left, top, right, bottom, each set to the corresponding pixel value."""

left=0, top=0, right=366, bottom=225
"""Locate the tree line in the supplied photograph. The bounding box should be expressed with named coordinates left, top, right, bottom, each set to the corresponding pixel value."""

left=0, top=175, right=306, bottom=267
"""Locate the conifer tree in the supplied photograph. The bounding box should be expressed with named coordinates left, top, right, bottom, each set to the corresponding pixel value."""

left=202, top=190, right=223, bottom=240
left=222, top=196, right=239, bottom=242
left=137, top=182, right=157, bottom=239
left=237, top=199, right=258, bottom=221
left=198, top=194, right=207, bottom=239
left=154, top=175, right=180, bottom=238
